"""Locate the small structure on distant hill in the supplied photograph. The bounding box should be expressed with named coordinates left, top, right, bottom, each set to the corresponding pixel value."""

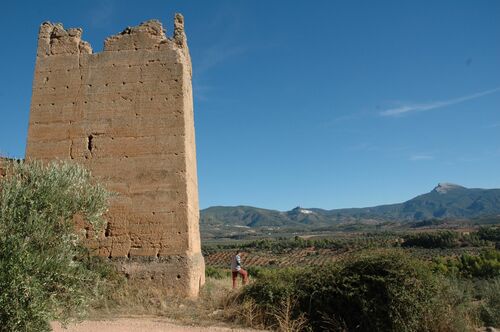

left=25, top=14, right=205, bottom=297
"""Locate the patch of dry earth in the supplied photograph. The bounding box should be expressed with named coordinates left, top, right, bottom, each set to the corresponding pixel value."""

left=51, top=317, right=261, bottom=332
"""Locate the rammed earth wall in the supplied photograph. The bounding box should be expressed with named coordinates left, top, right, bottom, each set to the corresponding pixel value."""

left=25, top=14, right=204, bottom=297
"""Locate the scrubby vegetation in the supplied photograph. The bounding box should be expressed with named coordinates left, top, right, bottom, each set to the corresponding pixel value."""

left=401, top=230, right=495, bottom=249
left=434, top=249, right=500, bottom=279
left=402, top=230, right=461, bottom=248
left=0, top=161, right=112, bottom=331
left=478, top=278, right=500, bottom=327
left=239, top=252, right=436, bottom=331
left=478, top=226, right=500, bottom=242
left=229, top=250, right=497, bottom=331
left=203, top=228, right=500, bottom=331
left=204, top=233, right=399, bottom=254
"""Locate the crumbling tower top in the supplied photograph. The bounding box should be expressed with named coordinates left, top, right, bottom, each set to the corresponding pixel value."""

left=36, top=13, right=188, bottom=57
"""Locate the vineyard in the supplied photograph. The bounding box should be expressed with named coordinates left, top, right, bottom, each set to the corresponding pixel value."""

left=203, top=227, right=500, bottom=269
left=204, top=247, right=349, bottom=268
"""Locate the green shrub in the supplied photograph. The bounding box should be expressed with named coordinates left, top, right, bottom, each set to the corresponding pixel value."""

left=243, top=267, right=301, bottom=309
left=0, top=161, right=110, bottom=331
left=298, top=251, right=441, bottom=331
left=241, top=250, right=474, bottom=332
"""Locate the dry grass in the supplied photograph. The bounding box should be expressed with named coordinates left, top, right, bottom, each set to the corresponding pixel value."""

left=89, top=277, right=262, bottom=329
left=89, top=275, right=309, bottom=331
left=220, top=296, right=266, bottom=330
left=271, top=297, right=308, bottom=332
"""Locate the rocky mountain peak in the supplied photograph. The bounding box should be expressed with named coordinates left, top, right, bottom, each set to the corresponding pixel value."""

left=433, top=183, right=466, bottom=194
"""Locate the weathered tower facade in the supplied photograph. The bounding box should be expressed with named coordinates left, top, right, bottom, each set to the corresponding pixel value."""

left=25, top=14, right=205, bottom=297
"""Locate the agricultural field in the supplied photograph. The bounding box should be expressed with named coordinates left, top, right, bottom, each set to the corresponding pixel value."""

left=205, top=247, right=345, bottom=268
left=202, top=227, right=500, bottom=271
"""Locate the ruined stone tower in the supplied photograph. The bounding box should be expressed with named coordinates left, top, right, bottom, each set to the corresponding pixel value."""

left=25, top=14, right=205, bottom=297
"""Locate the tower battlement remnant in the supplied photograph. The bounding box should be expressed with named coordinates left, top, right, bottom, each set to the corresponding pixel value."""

left=0, top=158, right=8, bottom=178
left=26, top=14, right=205, bottom=297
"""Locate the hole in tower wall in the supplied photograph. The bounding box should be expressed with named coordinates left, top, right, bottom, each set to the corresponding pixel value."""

left=87, top=135, right=94, bottom=152
left=104, top=224, right=111, bottom=237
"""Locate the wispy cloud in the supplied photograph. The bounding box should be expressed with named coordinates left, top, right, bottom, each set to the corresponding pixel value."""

left=346, top=142, right=409, bottom=153
left=192, top=43, right=248, bottom=103
left=191, top=6, right=250, bottom=103
left=485, top=123, right=500, bottom=128
left=410, top=154, right=434, bottom=161
left=195, top=44, right=248, bottom=75
left=380, top=87, right=500, bottom=117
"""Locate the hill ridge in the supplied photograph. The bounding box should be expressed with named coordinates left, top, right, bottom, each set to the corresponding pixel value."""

left=201, top=184, right=500, bottom=228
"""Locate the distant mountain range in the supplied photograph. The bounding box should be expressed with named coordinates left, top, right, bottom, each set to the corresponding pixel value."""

left=200, top=183, right=500, bottom=229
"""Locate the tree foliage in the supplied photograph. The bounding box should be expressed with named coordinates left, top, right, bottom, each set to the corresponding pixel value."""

left=477, top=226, right=500, bottom=242
left=434, top=249, right=500, bottom=279
left=0, top=161, right=110, bottom=331
left=402, top=231, right=460, bottom=248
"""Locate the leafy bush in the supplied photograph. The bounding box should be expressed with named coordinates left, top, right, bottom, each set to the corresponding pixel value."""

left=241, top=250, right=454, bottom=332
left=0, top=161, right=110, bottom=331
left=242, top=267, right=301, bottom=313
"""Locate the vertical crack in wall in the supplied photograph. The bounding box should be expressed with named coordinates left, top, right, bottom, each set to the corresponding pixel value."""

left=87, top=134, right=94, bottom=156
left=69, top=139, right=74, bottom=159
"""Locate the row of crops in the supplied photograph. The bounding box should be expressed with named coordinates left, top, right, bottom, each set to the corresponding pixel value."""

left=204, top=248, right=348, bottom=268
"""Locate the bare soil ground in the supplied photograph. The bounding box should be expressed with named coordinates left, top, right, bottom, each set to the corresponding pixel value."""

left=51, top=317, right=261, bottom=332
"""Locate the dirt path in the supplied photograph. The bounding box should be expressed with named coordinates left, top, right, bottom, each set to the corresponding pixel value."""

left=51, top=317, right=259, bottom=332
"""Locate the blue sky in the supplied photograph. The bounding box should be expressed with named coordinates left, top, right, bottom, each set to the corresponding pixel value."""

left=1, top=1, right=499, bottom=210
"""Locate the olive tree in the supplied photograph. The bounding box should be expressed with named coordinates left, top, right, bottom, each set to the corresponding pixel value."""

left=0, top=160, right=110, bottom=331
